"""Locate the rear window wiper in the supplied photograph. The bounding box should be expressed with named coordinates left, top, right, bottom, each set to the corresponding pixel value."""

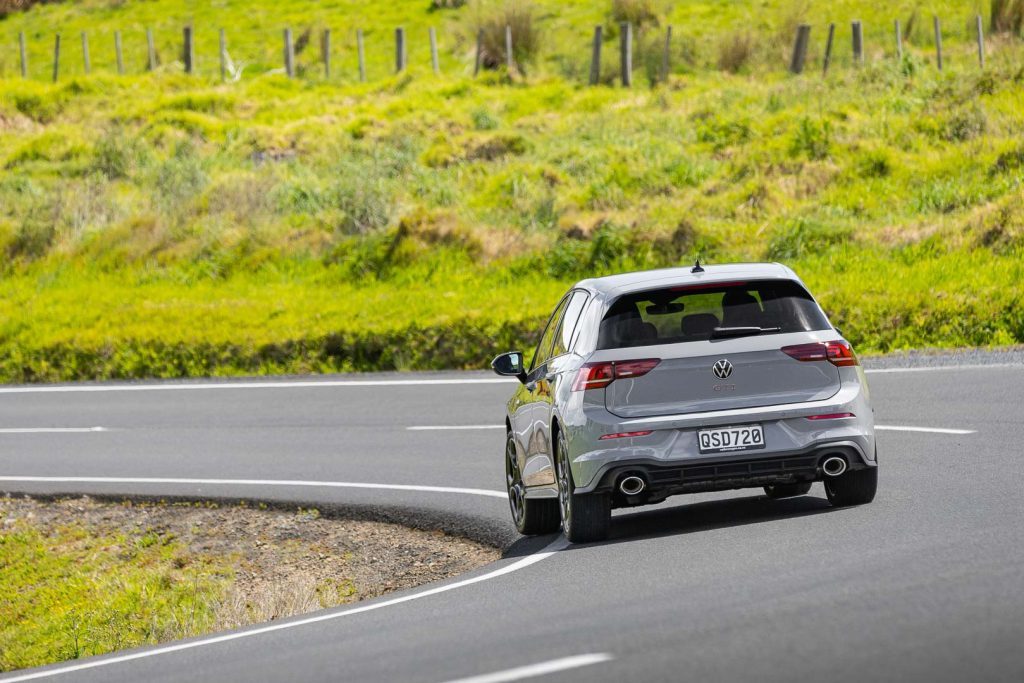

left=710, top=326, right=782, bottom=339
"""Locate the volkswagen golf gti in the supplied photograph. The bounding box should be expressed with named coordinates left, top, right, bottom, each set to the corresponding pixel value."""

left=491, top=262, right=877, bottom=543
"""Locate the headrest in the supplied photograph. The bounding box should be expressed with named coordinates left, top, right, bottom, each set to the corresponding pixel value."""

left=681, top=313, right=719, bottom=337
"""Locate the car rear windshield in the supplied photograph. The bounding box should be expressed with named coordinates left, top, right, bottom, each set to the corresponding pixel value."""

left=597, top=279, right=831, bottom=349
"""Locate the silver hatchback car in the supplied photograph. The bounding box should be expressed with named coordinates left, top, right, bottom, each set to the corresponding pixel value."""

left=492, top=263, right=877, bottom=543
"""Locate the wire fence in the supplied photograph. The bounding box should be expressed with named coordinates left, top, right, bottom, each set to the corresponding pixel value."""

left=2, top=13, right=1011, bottom=87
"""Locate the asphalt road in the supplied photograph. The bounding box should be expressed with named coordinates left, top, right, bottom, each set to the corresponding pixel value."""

left=2, top=358, right=1023, bottom=682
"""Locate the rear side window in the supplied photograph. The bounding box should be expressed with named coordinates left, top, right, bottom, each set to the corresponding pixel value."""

left=550, top=291, right=589, bottom=359
left=597, top=279, right=830, bottom=350
left=530, top=295, right=570, bottom=372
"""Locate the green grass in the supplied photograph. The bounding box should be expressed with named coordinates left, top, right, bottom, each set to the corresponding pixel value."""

left=0, top=516, right=230, bottom=671
left=0, top=0, right=1022, bottom=381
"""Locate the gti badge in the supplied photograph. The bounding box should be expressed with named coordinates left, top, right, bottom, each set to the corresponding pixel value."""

left=712, top=359, right=733, bottom=379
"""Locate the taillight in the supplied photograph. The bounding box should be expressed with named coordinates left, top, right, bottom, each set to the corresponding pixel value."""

left=573, top=363, right=615, bottom=391
left=781, top=341, right=859, bottom=367
left=806, top=413, right=856, bottom=420
left=572, top=359, right=660, bottom=391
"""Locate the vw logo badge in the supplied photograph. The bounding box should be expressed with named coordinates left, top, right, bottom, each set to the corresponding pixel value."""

left=712, top=359, right=733, bottom=379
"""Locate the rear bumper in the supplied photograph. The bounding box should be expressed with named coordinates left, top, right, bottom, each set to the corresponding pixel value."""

left=568, top=378, right=874, bottom=492
left=577, top=443, right=871, bottom=498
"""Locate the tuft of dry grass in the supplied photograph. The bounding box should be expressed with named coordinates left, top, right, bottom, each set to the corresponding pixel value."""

left=0, top=0, right=53, bottom=18
left=609, top=0, right=661, bottom=29
left=474, top=2, right=540, bottom=72
left=991, top=0, right=1024, bottom=34
left=214, top=576, right=356, bottom=630
left=717, top=32, right=756, bottom=73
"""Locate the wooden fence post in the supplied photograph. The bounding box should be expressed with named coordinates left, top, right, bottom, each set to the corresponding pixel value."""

left=357, top=29, right=366, bottom=81
left=114, top=30, right=124, bottom=74
left=894, top=20, right=903, bottom=60
left=322, top=29, right=331, bottom=78
left=52, top=34, right=60, bottom=82
left=473, top=28, right=482, bottom=76
left=219, top=28, right=227, bottom=81
left=822, top=23, right=835, bottom=75
left=183, top=26, right=194, bottom=74
left=429, top=27, right=438, bottom=74
left=589, top=25, right=602, bottom=85
left=789, top=24, right=811, bottom=74
left=505, top=24, right=514, bottom=72
left=395, top=27, right=406, bottom=72
left=851, top=21, right=863, bottom=64
left=976, top=14, right=985, bottom=68
left=146, top=28, right=156, bottom=71
left=620, top=21, right=632, bottom=87
left=661, top=25, right=672, bottom=81
left=19, top=32, right=27, bottom=78
left=933, top=16, right=942, bottom=71
left=284, top=28, right=295, bottom=77
left=81, top=32, right=91, bottom=74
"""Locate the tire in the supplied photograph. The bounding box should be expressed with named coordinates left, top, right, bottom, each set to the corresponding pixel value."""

left=555, top=428, right=610, bottom=543
left=824, top=466, right=878, bottom=507
left=506, top=431, right=559, bottom=535
left=763, top=481, right=813, bottom=499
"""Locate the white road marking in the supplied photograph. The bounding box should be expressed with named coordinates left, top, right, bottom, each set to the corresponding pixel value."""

left=0, top=427, right=105, bottom=434
left=440, top=654, right=614, bottom=683
left=0, top=363, right=1018, bottom=395
left=410, top=423, right=978, bottom=436
left=408, top=425, right=506, bottom=431
left=875, top=425, right=976, bottom=435
left=0, top=476, right=507, bottom=499
left=864, top=363, right=1023, bottom=374
left=0, top=537, right=568, bottom=683
left=0, top=378, right=514, bottom=394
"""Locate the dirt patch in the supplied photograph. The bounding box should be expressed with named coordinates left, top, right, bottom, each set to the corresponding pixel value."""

left=0, top=495, right=499, bottom=630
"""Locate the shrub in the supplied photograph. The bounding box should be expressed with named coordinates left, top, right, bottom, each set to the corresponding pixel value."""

left=790, top=117, right=831, bottom=161
left=609, top=0, right=661, bottom=30
left=857, top=148, right=893, bottom=178
left=429, top=0, right=466, bottom=10
left=154, top=143, right=207, bottom=219
left=717, top=33, right=755, bottom=73
left=942, top=107, right=987, bottom=142
left=0, top=0, right=56, bottom=18
left=766, top=219, right=852, bottom=260
left=471, top=108, right=499, bottom=130
left=93, top=128, right=149, bottom=180
left=328, top=175, right=392, bottom=235
left=473, top=2, right=540, bottom=72
left=991, top=0, right=1024, bottom=35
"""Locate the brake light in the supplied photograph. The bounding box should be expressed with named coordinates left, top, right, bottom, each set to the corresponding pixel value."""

left=806, top=413, right=855, bottom=420
left=781, top=341, right=859, bottom=367
left=572, top=359, right=660, bottom=391
left=670, top=281, right=747, bottom=292
left=599, top=430, right=653, bottom=440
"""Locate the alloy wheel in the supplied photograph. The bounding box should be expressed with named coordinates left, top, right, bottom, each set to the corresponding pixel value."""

left=505, top=436, right=525, bottom=527
left=556, top=433, right=572, bottom=533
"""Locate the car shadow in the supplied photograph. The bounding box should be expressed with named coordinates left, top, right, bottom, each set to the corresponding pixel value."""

left=503, top=492, right=843, bottom=557
left=603, top=492, right=839, bottom=546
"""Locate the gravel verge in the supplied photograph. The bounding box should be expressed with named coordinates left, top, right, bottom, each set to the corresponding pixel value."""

left=1, top=495, right=499, bottom=632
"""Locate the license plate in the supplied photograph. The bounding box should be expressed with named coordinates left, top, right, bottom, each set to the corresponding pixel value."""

left=697, top=424, right=765, bottom=454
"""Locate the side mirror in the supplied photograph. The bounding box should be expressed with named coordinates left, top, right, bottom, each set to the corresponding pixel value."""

left=491, top=351, right=526, bottom=382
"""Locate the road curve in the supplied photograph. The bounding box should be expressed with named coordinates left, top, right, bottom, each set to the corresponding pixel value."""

left=2, top=359, right=1023, bottom=682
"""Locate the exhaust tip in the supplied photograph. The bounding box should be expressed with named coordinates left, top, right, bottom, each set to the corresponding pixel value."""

left=822, top=456, right=847, bottom=477
left=618, top=475, right=646, bottom=496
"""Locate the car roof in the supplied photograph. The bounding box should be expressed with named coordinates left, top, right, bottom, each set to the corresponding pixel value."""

left=575, top=263, right=800, bottom=297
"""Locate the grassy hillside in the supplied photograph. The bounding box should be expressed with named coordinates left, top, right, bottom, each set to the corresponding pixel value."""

left=0, top=0, right=1022, bottom=381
